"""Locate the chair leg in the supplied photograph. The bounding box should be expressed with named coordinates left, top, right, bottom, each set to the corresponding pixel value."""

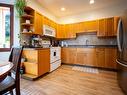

left=15, top=86, right=20, bottom=95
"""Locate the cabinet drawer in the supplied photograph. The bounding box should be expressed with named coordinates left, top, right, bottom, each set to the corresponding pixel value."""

left=77, top=48, right=95, bottom=53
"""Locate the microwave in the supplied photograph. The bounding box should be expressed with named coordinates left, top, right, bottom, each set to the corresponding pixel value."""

left=43, top=25, right=56, bottom=37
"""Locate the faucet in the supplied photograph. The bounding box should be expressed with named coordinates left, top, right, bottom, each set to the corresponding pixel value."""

left=86, top=39, right=89, bottom=46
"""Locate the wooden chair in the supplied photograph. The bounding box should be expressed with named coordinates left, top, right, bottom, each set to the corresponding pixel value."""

left=0, top=46, right=23, bottom=95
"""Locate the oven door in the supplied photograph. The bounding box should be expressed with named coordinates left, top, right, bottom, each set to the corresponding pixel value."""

left=50, top=47, right=61, bottom=63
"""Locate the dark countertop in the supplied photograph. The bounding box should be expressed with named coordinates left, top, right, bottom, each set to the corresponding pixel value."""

left=24, top=45, right=117, bottom=50
left=62, top=45, right=117, bottom=48
left=24, top=47, right=50, bottom=50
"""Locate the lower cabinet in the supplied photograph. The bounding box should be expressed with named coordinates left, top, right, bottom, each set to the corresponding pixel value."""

left=61, top=48, right=77, bottom=64
left=105, top=48, right=117, bottom=69
left=96, top=48, right=105, bottom=68
left=22, top=49, right=50, bottom=77
left=61, top=47, right=117, bottom=69
left=76, top=48, right=96, bottom=66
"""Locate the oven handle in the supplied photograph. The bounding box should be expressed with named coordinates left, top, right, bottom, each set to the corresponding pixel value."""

left=116, top=59, right=127, bottom=67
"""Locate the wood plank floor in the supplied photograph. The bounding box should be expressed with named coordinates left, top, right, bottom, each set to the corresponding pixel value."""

left=20, top=65, right=124, bottom=95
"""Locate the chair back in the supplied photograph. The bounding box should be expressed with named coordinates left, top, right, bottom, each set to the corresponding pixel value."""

left=9, top=46, right=23, bottom=82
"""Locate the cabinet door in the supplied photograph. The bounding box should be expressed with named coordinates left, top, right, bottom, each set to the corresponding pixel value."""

left=84, top=20, right=99, bottom=32
left=73, top=23, right=79, bottom=33
left=61, top=48, right=77, bottom=64
left=114, top=17, right=120, bottom=36
left=56, top=24, right=66, bottom=38
left=96, top=48, right=105, bottom=67
left=34, top=12, right=42, bottom=35
left=86, top=51, right=96, bottom=66
left=97, top=19, right=106, bottom=37
left=76, top=52, right=87, bottom=65
left=64, top=24, right=69, bottom=38
left=65, top=24, right=76, bottom=38
left=38, top=49, right=50, bottom=76
left=74, top=22, right=85, bottom=33
left=43, top=17, right=49, bottom=26
left=105, top=48, right=117, bottom=69
left=61, top=48, right=68, bottom=63
left=76, top=48, right=96, bottom=66
left=106, top=18, right=114, bottom=36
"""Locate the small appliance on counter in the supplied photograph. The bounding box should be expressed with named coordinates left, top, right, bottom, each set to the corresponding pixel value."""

left=50, top=39, right=60, bottom=47
left=31, top=35, right=42, bottom=48
left=41, top=40, right=51, bottom=48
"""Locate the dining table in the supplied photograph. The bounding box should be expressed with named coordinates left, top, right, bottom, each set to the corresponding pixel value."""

left=0, top=61, right=13, bottom=82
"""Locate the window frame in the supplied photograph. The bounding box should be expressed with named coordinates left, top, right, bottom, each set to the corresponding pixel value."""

left=0, top=3, right=14, bottom=52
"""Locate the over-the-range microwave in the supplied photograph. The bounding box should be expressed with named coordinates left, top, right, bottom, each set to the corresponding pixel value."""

left=43, top=25, right=56, bottom=37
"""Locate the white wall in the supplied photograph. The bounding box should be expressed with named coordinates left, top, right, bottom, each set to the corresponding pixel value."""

left=58, top=2, right=127, bottom=24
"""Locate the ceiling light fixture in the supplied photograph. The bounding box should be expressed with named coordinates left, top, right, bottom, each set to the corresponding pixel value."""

left=61, top=7, right=66, bottom=11
left=90, top=0, right=95, bottom=4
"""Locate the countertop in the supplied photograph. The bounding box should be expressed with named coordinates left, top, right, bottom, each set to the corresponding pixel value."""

left=24, top=47, right=50, bottom=50
left=24, top=45, right=117, bottom=50
left=62, top=45, right=117, bottom=48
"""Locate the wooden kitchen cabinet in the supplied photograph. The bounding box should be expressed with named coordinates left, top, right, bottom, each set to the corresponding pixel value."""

left=96, top=48, right=117, bottom=69
left=56, top=17, right=119, bottom=39
left=96, top=48, right=105, bottom=68
left=105, top=48, right=117, bottom=69
left=84, top=20, right=99, bottom=32
left=22, top=49, right=50, bottom=78
left=61, top=48, right=77, bottom=64
left=57, top=24, right=66, bottom=38
left=62, top=47, right=117, bottom=69
left=43, top=16, right=50, bottom=26
left=97, top=17, right=119, bottom=37
left=113, top=17, right=120, bottom=36
left=97, top=19, right=106, bottom=37
left=76, top=48, right=87, bottom=65
left=65, top=24, right=76, bottom=38
left=34, top=12, right=43, bottom=35
left=76, top=48, right=96, bottom=66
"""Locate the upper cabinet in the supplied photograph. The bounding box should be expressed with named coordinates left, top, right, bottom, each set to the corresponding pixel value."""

left=56, top=17, right=119, bottom=39
left=97, top=17, right=119, bottom=37
left=84, top=20, right=99, bottom=32
left=34, top=12, right=43, bottom=35
left=65, top=24, right=76, bottom=38
left=56, top=24, right=76, bottom=39
left=56, top=24, right=66, bottom=39
left=20, top=7, right=119, bottom=39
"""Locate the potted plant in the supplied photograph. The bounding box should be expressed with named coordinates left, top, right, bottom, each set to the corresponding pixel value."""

left=15, top=0, right=27, bottom=17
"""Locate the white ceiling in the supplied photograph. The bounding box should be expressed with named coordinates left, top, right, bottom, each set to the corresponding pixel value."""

left=37, top=0, right=127, bottom=18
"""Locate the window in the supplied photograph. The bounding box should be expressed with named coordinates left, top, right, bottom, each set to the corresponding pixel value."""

left=0, top=3, right=13, bottom=51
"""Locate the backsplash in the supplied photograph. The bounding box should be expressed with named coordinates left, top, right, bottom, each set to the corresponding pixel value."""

left=60, top=33, right=117, bottom=46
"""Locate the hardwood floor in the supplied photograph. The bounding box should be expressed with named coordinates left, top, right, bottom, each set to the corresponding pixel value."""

left=20, top=65, right=124, bottom=95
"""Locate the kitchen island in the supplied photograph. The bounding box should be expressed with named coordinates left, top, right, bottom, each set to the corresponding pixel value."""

left=22, top=48, right=50, bottom=80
